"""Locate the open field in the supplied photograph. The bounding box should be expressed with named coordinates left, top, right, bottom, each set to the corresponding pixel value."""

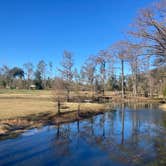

left=0, top=89, right=51, bottom=94
left=0, top=92, right=108, bottom=138
left=0, top=97, right=107, bottom=120
left=0, top=89, right=52, bottom=99
left=0, top=89, right=162, bottom=100
left=0, top=89, right=109, bottom=137
left=0, top=89, right=164, bottom=139
left=0, top=98, right=55, bottom=120
left=0, top=89, right=163, bottom=120
left=0, top=89, right=118, bottom=97
left=0, top=89, right=94, bottom=100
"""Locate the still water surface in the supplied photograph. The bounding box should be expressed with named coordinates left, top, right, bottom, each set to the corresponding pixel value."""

left=0, top=104, right=166, bottom=166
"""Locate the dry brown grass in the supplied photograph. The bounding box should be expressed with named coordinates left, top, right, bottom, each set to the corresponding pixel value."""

left=159, top=104, right=166, bottom=111
left=0, top=97, right=106, bottom=120
left=0, top=89, right=115, bottom=98
left=0, top=90, right=108, bottom=137
left=0, top=89, right=109, bottom=120
left=65, top=102, right=106, bottom=112
left=0, top=90, right=52, bottom=99
left=0, top=98, right=55, bottom=120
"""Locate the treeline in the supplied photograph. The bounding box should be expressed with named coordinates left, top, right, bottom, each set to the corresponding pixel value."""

left=0, top=51, right=165, bottom=98
left=0, top=0, right=166, bottom=98
left=0, top=60, right=53, bottom=90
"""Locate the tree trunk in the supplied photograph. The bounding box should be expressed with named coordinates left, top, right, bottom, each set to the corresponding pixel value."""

left=67, top=89, right=70, bottom=102
left=77, top=103, right=80, bottom=118
left=133, top=73, right=137, bottom=96
left=102, top=78, right=105, bottom=97
left=121, top=103, right=125, bottom=144
left=57, top=99, right=61, bottom=115
left=121, top=59, right=125, bottom=98
left=91, top=84, right=94, bottom=99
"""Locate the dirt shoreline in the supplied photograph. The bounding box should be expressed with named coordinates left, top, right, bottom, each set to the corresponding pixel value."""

left=159, top=104, right=166, bottom=111
left=0, top=106, right=111, bottom=140
left=0, top=96, right=164, bottom=140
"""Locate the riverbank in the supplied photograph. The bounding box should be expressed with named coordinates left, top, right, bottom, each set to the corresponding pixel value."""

left=0, top=89, right=164, bottom=139
left=0, top=101, right=109, bottom=139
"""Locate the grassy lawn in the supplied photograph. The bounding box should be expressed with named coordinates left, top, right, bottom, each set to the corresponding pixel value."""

left=0, top=98, right=55, bottom=120
left=0, top=89, right=52, bottom=94
left=0, top=89, right=52, bottom=97
left=0, top=89, right=161, bottom=120
left=0, top=93, right=107, bottom=137
left=0, top=89, right=53, bottom=100
left=0, top=89, right=114, bottom=96
left=0, top=98, right=106, bottom=120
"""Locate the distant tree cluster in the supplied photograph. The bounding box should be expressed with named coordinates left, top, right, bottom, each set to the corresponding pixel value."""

left=0, top=60, right=53, bottom=90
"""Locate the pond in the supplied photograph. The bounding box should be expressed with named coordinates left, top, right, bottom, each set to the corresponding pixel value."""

left=0, top=104, right=166, bottom=166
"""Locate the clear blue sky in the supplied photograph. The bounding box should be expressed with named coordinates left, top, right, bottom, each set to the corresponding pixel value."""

left=0, top=0, right=153, bottom=72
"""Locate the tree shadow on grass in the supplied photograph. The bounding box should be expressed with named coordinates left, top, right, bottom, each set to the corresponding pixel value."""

left=0, top=105, right=109, bottom=140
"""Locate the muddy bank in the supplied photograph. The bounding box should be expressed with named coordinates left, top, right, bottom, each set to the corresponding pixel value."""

left=0, top=106, right=111, bottom=140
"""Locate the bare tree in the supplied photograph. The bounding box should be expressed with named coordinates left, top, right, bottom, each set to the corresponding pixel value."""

left=96, top=50, right=110, bottom=96
left=48, top=61, right=53, bottom=78
left=128, top=0, right=166, bottom=66
left=47, top=61, right=54, bottom=88
left=142, top=56, right=154, bottom=97
left=125, top=44, right=142, bottom=96
left=111, top=41, right=130, bottom=98
left=58, top=50, right=74, bottom=101
left=73, top=68, right=82, bottom=118
left=53, top=77, right=67, bottom=115
left=37, top=60, right=47, bottom=89
left=128, top=56, right=138, bottom=96
left=23, top=62, right=34, bottom=88
left=81, top=56, right=96, bottom=98
left=0, top=65, right=10, bottom=88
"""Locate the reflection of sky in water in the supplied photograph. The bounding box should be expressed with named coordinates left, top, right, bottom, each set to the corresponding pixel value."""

left=0, top=104, right=166, bottom=166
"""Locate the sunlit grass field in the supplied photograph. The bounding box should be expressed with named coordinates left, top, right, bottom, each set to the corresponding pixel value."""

left=159, top=104, right=166, bottom=111
left=0, top=89, right=106, bottom=120
left=0, top=89, right=51, bottom=94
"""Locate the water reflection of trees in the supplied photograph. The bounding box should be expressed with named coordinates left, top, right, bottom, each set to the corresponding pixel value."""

left=52, top=105, right=166, bottom=165
left=54, top=124, right=72, bottom=157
